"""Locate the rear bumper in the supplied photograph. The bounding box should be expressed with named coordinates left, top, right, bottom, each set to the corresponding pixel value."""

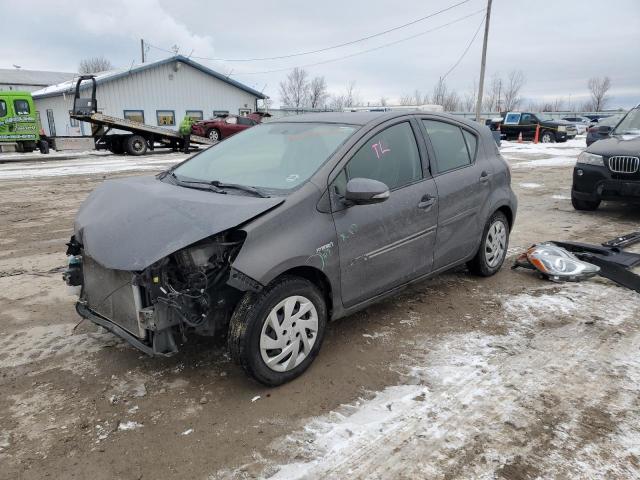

left=572, top=164, right=640, bottom=201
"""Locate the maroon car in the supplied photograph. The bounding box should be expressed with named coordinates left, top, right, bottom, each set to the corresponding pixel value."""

left=191, top=113, right=267, bottom=141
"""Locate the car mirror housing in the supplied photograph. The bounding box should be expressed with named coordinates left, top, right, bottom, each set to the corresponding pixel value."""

left=344, top=178, right=390, bottom=205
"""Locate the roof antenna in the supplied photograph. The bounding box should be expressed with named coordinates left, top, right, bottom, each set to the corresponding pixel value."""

left=186, top=49, right=194, bottom=59
left=128, top=59, right=135, bottom=73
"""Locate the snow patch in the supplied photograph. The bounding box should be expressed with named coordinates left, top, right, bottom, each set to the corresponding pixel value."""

left=118, top=421, right=143, bottom=431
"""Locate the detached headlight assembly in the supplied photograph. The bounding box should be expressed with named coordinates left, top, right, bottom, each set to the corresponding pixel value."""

left=577, top=152, right=604, bottom=166
left=525, top=243, right=600, bottom=282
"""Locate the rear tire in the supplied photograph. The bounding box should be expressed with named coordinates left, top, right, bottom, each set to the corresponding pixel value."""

left=125, top=135, right=148, bottom=155
left=571, top=193, right=600, bottom=211
left=228, top=276, right=327, bottom=386
left=467, top=211, right=509, bottom=277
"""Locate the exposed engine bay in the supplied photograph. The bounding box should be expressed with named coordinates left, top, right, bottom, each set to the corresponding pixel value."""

left=64, top=230, right=248, bottom=356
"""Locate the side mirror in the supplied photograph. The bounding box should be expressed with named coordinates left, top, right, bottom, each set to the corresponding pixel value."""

left=344, top=178, right=390, bottom=205
left=598, top=125, right=612, bottom=134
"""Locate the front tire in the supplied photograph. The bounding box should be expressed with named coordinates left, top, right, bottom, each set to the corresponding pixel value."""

left=207, top=128, right=221, bottom=141
left=571, top=193, right=600, bottom=211
left=540, top=130, right=555, bottom=143
left=467, top=211, right=509, bottom=277
left=228, top=276, right=327, bottom=386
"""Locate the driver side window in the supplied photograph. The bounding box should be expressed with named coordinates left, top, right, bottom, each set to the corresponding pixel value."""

left=332, top=122, right=422, bottom=197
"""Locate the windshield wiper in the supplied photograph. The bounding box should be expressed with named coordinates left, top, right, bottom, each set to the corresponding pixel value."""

left=168, top=172, right=226, bottom=194
left=210, top=181, right=270, bottom=198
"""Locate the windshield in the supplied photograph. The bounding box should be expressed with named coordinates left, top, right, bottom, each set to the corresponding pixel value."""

left=172, top=122, right=357, bottom=193
left=613, top=109, right=640, bottom=135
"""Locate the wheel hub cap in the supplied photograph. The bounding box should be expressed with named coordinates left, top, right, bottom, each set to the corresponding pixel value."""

left=260, top=296, right=319, bottom=372
left=485, top=220, right=507, bottom=268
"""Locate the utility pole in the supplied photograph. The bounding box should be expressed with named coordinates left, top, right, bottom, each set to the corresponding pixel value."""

left=475, top=0, right=492, bottom=122
left=140, top=39, right=145, bottom=63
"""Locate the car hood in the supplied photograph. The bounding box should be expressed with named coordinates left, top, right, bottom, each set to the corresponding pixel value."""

left=587, top=135, right=640, bottom=156
left=74, top=176, right=284, bottom=271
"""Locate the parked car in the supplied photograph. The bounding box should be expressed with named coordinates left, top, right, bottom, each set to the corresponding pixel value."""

left=190, top=113, right=267, bottom=141
left=585, top=114, right=624, bottom=146
left=562, top=116, right=591, bottom=135
left=572, top=105, right=640, bottom=210
left=490, top=112, right=577, bottom=143
left=64, top=111, right=517, bottom=386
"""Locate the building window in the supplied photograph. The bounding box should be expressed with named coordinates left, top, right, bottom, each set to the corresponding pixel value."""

left=186, top=110, right=203, bottom=121
left=156, top=110, right=175, bottom=126
left=238, top=108, right=251, bottom=116
left=124, top=110, right=145, bottom=124
left=69, top=111, right=79, bottom=127
left=14, top=99, right=30, bottom=115
left=213, top=110, right=229, bottom=118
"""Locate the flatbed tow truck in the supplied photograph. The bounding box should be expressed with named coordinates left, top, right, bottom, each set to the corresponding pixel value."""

left=70, top=75, right=216, bottom=155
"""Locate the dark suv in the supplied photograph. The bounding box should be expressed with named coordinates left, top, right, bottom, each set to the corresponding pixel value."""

left=572, top=105, right=640, bottom=210
left=64, top=111, right=517, bottom=385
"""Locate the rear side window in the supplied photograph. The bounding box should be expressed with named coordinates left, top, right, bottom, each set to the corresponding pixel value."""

left=14, top=99, right=30, bottom=115
left=0, top=100, right=6, bottom=117
left=422, top=120, right=472, bottom=173
left=346, top=122, right=422, bottom=190
left=237, top=116, right=255, bottom=126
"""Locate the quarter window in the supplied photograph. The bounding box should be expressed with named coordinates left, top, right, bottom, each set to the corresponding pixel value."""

left=462, top=130, right=477, bottom=161
left=0, top=100, right=6, bottom=117
left=14, top=99, right=30, bottom=115
left=124, top=110, right=145, bottom=123
left=156, top=110, right=175, bottom=126
left=422, top=120, right=472, bottom=173
left=237, top=116, right=255, bottom=126
left=345, top=122, right=422, bottom=191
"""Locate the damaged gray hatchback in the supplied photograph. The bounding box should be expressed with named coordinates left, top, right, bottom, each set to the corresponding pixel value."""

left=64, top=111, right=517, bottom=385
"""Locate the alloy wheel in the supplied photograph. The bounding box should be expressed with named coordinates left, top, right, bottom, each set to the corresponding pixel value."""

left=485, top=220, right=507, bottom=268
left=260, top=295, right=319, bottom=372
left=208, top=130, right=219, bottom=141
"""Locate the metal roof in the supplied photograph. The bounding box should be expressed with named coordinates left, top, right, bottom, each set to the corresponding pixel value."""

left=0, top=68, right=76, bottom=87
left=32, top=55, right=267, bottom=100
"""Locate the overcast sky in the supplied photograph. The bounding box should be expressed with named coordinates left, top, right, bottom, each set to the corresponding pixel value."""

left=3, top=0, right=639, bottom=109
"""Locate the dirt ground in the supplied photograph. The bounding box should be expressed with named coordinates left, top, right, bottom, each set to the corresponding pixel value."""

left=0, top=139, right=639, bottom=480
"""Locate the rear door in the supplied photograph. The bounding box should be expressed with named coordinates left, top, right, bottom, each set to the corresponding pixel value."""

left=420, top=118, right=490, bottom=270
left=519, top=113, right=537, bottom=140
left=330, top=119, right=438, bottom=307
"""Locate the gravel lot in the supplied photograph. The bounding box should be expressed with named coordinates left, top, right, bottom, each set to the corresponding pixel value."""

left=1, top=138, right=638, bottom=479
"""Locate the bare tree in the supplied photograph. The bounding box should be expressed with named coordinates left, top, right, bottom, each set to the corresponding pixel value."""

left=379, top=96, right=388, bottom=107
left=483, top=73, right=503, bottom=112
left=279, top=67, right=310, bottom=109
left=308, top=76, right=328, bottom=109
left=503, top=70, right=526, bottom=111
left=587, top=76, right=611, bottom=112
left=430, top=78, right=459, bottom=111
left=399, top=93, right=415, bottom=106
left=344, top=81, right=360, bottom=108
left=78, top=56, right=114, bottom=74
left=462, top=80, right=477, bottom=112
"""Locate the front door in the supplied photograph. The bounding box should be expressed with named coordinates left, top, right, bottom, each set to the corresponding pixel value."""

left=330, top=120, right=438, bottom=307
left=420, top=119, right=491, bottom=270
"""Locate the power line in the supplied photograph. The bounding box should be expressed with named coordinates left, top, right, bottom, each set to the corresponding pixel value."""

left=440, top=17, right=485, bottom=80
left=146, top=0, right=475, bottom=62
left=227, top=9, right=486, bottom=76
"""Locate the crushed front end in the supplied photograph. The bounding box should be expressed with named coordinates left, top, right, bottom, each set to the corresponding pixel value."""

left=64, top=231, right=247, bottom=356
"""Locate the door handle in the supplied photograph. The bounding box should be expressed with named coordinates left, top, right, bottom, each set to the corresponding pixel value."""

left=418, top=194, right=436, bottom=209
left=480, top=171, right=490, bottom=183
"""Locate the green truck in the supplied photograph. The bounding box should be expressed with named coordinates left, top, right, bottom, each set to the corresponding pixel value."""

left=0, top=91, right=41, bottom=152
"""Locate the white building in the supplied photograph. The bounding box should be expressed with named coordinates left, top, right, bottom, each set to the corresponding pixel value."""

left=32, top=56, right=267, bottom=137
left=0, top=68, right=75, bottom=93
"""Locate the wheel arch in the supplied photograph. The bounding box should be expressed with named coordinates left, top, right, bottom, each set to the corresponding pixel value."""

left=273, top=265, right=334, bottom=319
left=495, top=204, right=514, bottom=231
